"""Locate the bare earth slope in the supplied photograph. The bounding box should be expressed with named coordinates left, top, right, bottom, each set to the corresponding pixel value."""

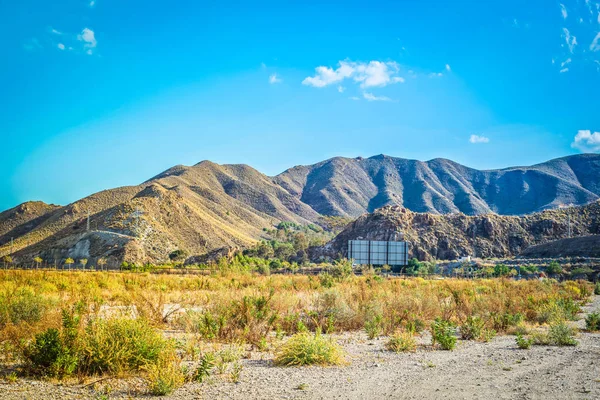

left=319, top=201, right=600, bottom=260
left=275, top=153, right=600, bottom=217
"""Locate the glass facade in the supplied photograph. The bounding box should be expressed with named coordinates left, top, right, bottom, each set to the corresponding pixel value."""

left=347, top=240, right=409, bottom=266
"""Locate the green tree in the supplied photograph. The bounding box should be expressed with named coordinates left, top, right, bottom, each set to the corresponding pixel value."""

left=97, top=258, right=107, bottom=271
left=274, top=243, right=295, bottom=261
left=64, top=258, right=74, bottom=270
left=292, top=233, right=309, bottom=252
left=34, top=256, right=43, bottom=269
left=80, top=258, right=88, bottom=270
left=494, top=264, right=510, bottom=277
left=546, top=261, right=563, bottom=276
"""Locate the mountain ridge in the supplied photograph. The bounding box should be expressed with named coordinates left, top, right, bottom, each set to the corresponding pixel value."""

left=1, top=153, right=599, bottom=265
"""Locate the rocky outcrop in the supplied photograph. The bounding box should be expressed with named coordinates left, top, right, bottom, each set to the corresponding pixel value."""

left=317, top=201, right=600, bottom=261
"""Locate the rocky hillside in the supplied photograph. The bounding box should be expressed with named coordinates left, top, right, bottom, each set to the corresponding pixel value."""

left=1, top=153, right=599, bottom=266
left=520, top=235, right=600, bottom=258
left=317, top=201, right=600, bottom=261
left=275, top=153, right=600, bottom=217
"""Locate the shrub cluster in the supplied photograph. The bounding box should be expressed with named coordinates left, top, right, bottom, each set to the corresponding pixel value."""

left=274, top=332, right=344, bottom=366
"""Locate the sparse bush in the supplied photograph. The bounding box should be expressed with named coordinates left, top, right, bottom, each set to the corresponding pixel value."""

left=193, top=352, right=215, bottom=383
left=431, top=318, right=456, bottom=350
left=531, top=331, right=551, bottom=345
left=364, top=313, right=384, bottom=339
left=274, top=332, right=344, bottom=366
left=144, top=354, right=184, bottom=396
left=385, top=330, right=417, bottom=352
left=515, top=333, right=533, bottom=349
left=460, top=316, right=485, bottom=340
left=0, top=289, right=47, bottom=328
left=585, top=311, right=600, bottom=331
left=595, top=282, right=600, bottom=295
left=491, top=312, right=523, bottom=332
left=548, top=322, right=578, bottom=346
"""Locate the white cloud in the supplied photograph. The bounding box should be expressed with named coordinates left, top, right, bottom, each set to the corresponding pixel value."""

left=572, top=130, right=600, bottom=152
left=349, top=96, right=360, bottom=101
left=302, top=60, right=404, bottom=89
left=363, top=92, right=392, bottom=102
left=50, top=28, right=62, bottom=35
left=591, top=32, right=600, bottom=52
left=90, top=0, right=95, bottom=6
left=469, top=134, right=490, bottom=144
left=445, top=64, right=451, bottom=72
left=560, top=67, right=569, bottom=73
left=429, top=72, right=443, bottom=78
left=57, top=43, right=65, bottom=50
left=562, top=28, right=577, bottom=54
left=269, top=73, right=282, bottom=84
left=337, top=85, right=345, bottom=93
left=78, top=28, right=97, bottom=49
left=560, top=3, right=568, bottom=19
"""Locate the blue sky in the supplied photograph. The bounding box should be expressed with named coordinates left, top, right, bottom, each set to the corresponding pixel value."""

left=1, top=0, right=599, bottom=211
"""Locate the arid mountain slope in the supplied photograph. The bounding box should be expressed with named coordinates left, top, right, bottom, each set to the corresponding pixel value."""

left=1, top=154, right=599, bottom=266
left=275, top=154, right=600, bottom=217
left=520, top=235, right=600, bottom=258
left=318, top=201, right=600, bottom=261
left=0, top=162, right=319, bottom=266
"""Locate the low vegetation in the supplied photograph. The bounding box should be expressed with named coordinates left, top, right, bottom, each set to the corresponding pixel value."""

left=0, top=269, right=593, bottom=395
left=274, top=332, right=345, bottom=366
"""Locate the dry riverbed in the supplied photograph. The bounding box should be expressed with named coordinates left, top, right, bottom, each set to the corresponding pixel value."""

left=2, top=297, right=600, bottom=400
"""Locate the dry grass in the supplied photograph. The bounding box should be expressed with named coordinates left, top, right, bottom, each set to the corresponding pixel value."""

left=0, top=270, right=593, bottom=386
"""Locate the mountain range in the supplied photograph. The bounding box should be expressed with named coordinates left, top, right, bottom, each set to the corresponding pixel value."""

left=1, top=153, right=599, bottom=265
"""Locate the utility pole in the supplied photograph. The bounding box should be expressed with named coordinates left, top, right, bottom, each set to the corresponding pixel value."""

left=87, top=210, right=91, bottom=232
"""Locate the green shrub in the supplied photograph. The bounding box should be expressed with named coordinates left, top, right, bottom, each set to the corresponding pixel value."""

left=431, top=318, right=456, bottom=350
left=531, top=331, right=551, bottom=345
left=548, top=322, right=578, bottom=346
left=385, top=331, right=417, bottom=352
left=329, top=259, right=353, bottom=281
left=274, top=332, right=344, bottom=366
left=515, top=333, right=533, bottom=349
left=193, top=352, right=215, bottom=383
left=0, top=289, right=47, bottom=328
left=460, top=316, right=485, bottom=340
left=405, top=318, right=425, bottom=334
left=23, top=328, right=79, bottom=378
left=23, top=309, right=80, bottom=378
left=81, top=318, right=172, bottom=374
left=479, top=328, right=497, bottom=343
left=364, top=313, right=383, bottom=340
left=491, top=312, right=523, bottom=332
left=585, top=311, right=600, bottom=331
left=594, top=282, right=600, bottom=296
left=144, top=354, right=185, bottom=396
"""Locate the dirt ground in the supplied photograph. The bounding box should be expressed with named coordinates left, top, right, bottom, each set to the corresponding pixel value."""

left=2, top=297, right=600, bottom=400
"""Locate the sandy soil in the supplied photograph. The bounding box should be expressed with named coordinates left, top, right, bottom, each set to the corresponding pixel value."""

left=2, top=297, right=600, bottom=400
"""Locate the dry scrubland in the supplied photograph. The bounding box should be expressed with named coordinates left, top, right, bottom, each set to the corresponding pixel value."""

left=0, top=270, right=599, bottom=399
